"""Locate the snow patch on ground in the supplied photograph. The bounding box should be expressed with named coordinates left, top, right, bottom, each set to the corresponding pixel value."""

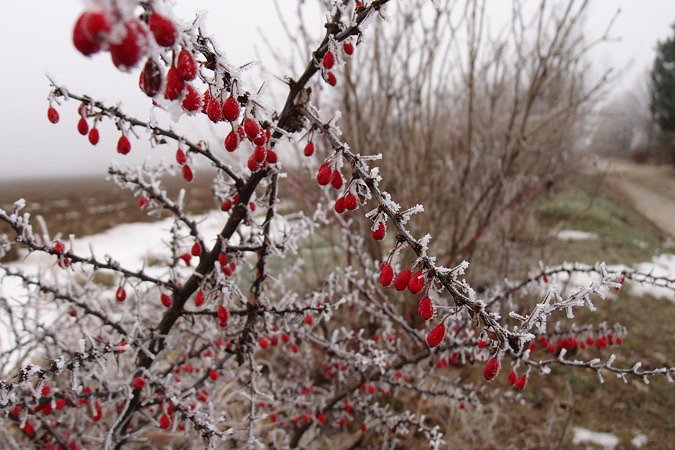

left=572, top=427, right=619, bottom=449
left=557, top=229, right=598, bottom=241
left=631, top=434, right=648, bottom=448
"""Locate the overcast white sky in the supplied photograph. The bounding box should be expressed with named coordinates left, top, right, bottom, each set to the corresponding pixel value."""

left=0, top=1, right=673, bottom=180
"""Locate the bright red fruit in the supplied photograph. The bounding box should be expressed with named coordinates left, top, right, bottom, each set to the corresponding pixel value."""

left=195, top=290, right=205, bottom=306
left=218, top=305, right=229, bottom=323
left=47, top=107, right=59, bottom=124
left=253, top=146, right=266, bottom=163
left=225, top=131, right=239, bottom=152
left=132, top=377, right=145, bottom=390
left=331, top=170, right=343, bottom=189
left=149, top=13, right=176, bottom=47
left=266, top=149, right=278, bottom=164
left=88, top=128, right=100, bottom=145
left=483, top=358, right=501, bottom=381
left=394, top=269, right=411, bottom=291
left=164, top=67, right=185, bottom=100
left=379, top=262, right=394, bottom=286
left=77, top=117, right=89, bottom=135
left=508, top=370, right=517, bottom=385
left=161, top=294, right=172, bottom=308
left=117, top=136, right=131, bottom=155
left=371, top=222, right=385, bottom=240
left=115, top=287, right=126, bottom=302
left=175, top=149, right=187, bottom=165
left=417, top=296, right=434, bottom=320
left=110, top=21, right=146, bottom=70
left=73, top=11, right=110, bottom=56
left=221, top=199, right=233, bottom=212
left=191, top=242, right=202, bottom=257
left=139, top=58, right=162, bottom=97
left=408, top=271, right=425, bottom=294
left=514, top=374, right=527, bottom=390
left=304, top=314, right=313, bottom=325
left=138, top=196, right=149, bottom=209
left=326, top=72, right=337, bottom=86
left=343, top=41, right=354, bottom=55
left=426, top=323, right=446, bottom=347
left=182, top=85, right=200, bottom=111
left=259, top=338, right=269, bottom=349
left=176, top=50, right=196, bottom=80
left=244, top=118, right=260, bottom=141
left=344, top=193, right=358, bottom=210
left=304, top=142, right=315, bottom=157
left=316, top=163, right=332, bottom=185
left=222, top=97, right=240, bottom=122
left=182, top=165, right=194, bottom=182
left=159, top=413, right=172, bottom=430
left=334, top=197, right=346, bottom=214
left=206, top=98, right=222, bottom=122
left=53, top=241, right=65, bottom=254
left=322, top=51, right=335, bottom=69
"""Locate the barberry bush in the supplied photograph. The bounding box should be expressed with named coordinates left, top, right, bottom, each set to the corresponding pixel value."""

left=0, top=1, right=673, bottom=449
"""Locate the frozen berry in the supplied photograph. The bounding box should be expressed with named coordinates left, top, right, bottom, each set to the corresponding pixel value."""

left=371, top=222, right=385, bottom=240
left=379, top=262, right=394, bottom=286
left=408, top=271, right=425, bottom=294
left=47, top=107, right=59, bottom=124
left=394, top=269, right=411, bottom=291
left=88, top=128, right=100, bottom=145
left=304, top=142, right=315, bottom=157
left=139, top=58, right=162, bottom=97
left=117, top=135, right=131, bottom=155
left=224, top=131, right=239, bottom=152
left=77, top=117, right=89, bottom=135
left=149, top=13, right=176, bottom=47
left=417, top=296, right=434, bottom=320
left=176, top=49, right=196, bottom=80
left=483, top=358, right=501, bottom=381
left=182, top=85, right=200, bottom=111
left=110, top=20, right=146, bottom=70
left=222, top=97, right=240, bottom=122
left=164, top=67, right=185, bottom=100
left=322, top=51, right=335, bottom=69
left=426, top=323, right=446, bottom=347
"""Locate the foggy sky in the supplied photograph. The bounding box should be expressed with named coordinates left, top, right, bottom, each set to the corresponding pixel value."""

left=0, top=1, right=673, bottom=180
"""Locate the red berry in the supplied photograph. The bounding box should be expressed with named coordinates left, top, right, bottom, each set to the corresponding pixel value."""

left=249, top=201, right=256, bottom=211
left=176, top=50, right=196, bottom=80
left=331, top=170, right=343, bottom=189
left=371, top=222, right=385, bottom=240
left=115, top=287, right=126, bottom=302
left=408, top=271, right=425, bottom=294
left=225, top=131, right=239, bottom=152
left=259, top=338, right=269, bottom=349
left=247, top=155, right=259, bottom=171
left=182, top=85, right=200, bottom=111
left=218, top=305, right=229, bottom=323
left=514, top=374, right=527, bottom=390
left=222, top=97, right=240, bottom=122
left=483, top=358, right=501, bottom=381
left=159, top=413, right=172, bottom=430
left=244, top=118, right=260, bottom=141
left=138, top=196, right=149, bottom=209
left=88, top=128, right=100, bottom=145
left=221, top=199, right=233, bottom=212
left=304, top=141, right=315, bottom=157
left=209, top=369, right=218, bottom=381
left=322, top=51, right=335, bottom=69
left=182, top=165, right=194, bottom=182
left=394, top=269, right=411, bottom=291
left=117, top=135, right=131, bottom=155
left=149, top=13, right=176, bottom=47
left=47, top=107, right=59, bottom=124
left=53, top=240, right=66, bottom=254
left=161, top=293, right=172, bottom=308
left=110, top=20, right=146, bottom=70
left=253, top=145, right=266, bottom=163
left=291, top=343, right=299, bottom=353
left=304, top=314, right=314, bottom=325
left=417, top=296, right=434, bottom=320
left=72, top=11, right=110, bottom=56
left=334, top=197, right=346, bottom=214
left=132, top=377, right=145, bottom=390
left=316, top=163, right=332, bottom=185
left=175, top=149, right=187, bottom=165
left=195, top=290, right=205, bottom=306
left=343, top=41, right=354, bottom=56
left=379, top=262, right=394, bottom=286
left=206, top=98, right=222, bottom=122
left=266, top=149, right=278, bottom=164
left=508, top=370, right=517, bottom=385
left=344, top=193, right=358, bottom=210
left=77, top=117, right=89, bottom=135
left=281, top=333, right=290, bottom=344
left=326, top=72, right=337, bottom=86
left=426, top=322, right=446, bottom=347
left=139, top=58, right=162, bottom=97
left=164, top=67, right=185, bottom=100
left=180, top=252, right=191, bottom=266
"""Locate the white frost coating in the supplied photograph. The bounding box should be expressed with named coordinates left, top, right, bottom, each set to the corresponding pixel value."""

left=572, top=427, right=619, bottom=450
left=631, top=434, right=648, bottom=448
left=556, top=229, right=598, bottom=241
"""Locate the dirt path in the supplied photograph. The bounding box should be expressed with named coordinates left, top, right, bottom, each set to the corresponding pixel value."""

left=597, top=159, right=675, bottom=240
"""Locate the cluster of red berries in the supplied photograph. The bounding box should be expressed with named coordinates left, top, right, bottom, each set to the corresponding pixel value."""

left=507, top=370, right=528, bottom=391
left=258, top=331, right=299, bottom=353
left=319, top=39, right=355, bottom=87
left=527, top=332, right=624, bottom=355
